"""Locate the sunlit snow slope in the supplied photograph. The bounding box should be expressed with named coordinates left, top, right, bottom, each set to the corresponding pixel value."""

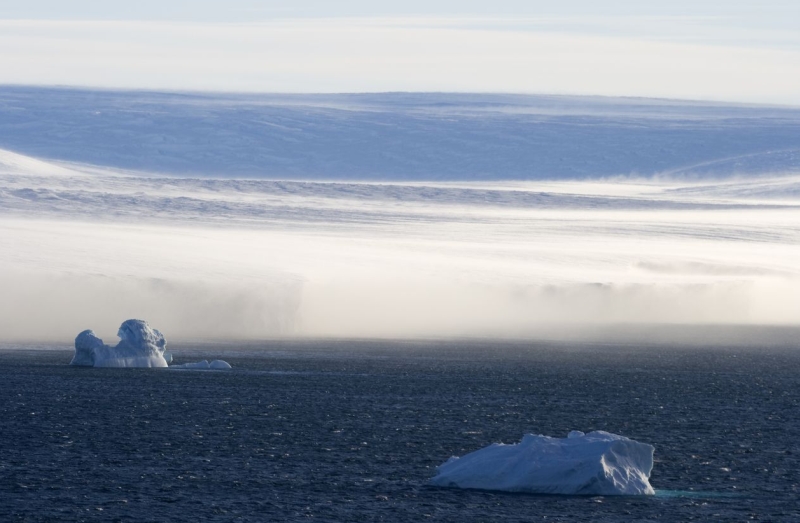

left=1, top=87, right=799, bottom=180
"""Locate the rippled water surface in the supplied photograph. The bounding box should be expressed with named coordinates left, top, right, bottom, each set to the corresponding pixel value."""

left=1, top=340, right=798, bottom=522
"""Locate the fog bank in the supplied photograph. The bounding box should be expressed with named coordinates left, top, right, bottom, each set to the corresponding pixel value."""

left=1, top=207, right=799, bottom=342
left=2, top=145, right=800, bottom=342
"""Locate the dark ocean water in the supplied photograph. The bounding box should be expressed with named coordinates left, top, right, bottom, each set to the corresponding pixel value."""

left=0, top=340, right=798, bottom=522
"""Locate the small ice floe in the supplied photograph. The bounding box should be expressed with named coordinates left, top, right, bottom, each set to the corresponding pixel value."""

left=169, top=359, right=232, bottom=370
left=70, top=320, right=231, bottom=370
left=430, top=430, right=654, bottom=496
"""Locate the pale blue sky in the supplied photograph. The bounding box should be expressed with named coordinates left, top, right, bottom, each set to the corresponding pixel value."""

left=1, top=1, right=796, bottom=21
left=1, top=1, right=798, bottom=103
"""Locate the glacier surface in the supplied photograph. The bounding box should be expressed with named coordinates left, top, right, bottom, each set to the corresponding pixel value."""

left=430, top=431, right=655, bottom=496
left=1, top=87, right=798, bottom=181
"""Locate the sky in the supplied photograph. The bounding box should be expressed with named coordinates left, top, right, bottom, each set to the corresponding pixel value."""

left=0, top=1, right=798, bottom=104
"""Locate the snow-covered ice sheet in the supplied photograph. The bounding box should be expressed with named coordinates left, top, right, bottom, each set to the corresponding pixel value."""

left=430, top=431, right=655, bottom=496
left=1, top=88, right=799, bottom=181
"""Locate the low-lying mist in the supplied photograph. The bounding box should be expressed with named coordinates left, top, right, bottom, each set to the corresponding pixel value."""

left=1, top=210, right=799, bottom=343
left=2, top=269, right=799, bottom=343
left=0, top=272, right=301, bottom=342
left=2, top=150, right=800, bottom=344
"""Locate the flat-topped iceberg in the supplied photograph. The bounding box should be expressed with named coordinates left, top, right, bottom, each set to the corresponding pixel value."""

left=430, top=430, right=654, bottom=496
left=70, top=319, right=231, bottom=370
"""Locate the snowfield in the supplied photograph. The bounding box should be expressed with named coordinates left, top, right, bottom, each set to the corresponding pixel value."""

left=1, top=90, right=799, bottom=341
left=1, top=88, right=799, bottom=181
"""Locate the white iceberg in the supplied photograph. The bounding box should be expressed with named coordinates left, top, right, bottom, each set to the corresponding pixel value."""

left=430, top=430, right=655, bottom=496
left=71, top=329, right=106, bottom=366
left=71, top=320, right=232, bottom=370
left=71, top=319, right=169, bottom=368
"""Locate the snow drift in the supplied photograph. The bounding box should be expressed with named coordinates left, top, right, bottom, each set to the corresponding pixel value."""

left=70, top=319, right=230, bottom=369
left=430, top=430, right=655, bottom=496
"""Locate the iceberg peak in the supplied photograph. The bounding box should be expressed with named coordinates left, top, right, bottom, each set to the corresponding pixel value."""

left=117, top=319, right=166, bottom=356
left=71, top=329, right=104, bottom=366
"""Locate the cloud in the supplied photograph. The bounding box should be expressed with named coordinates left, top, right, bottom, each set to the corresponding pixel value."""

left=0, top=19, right=797, bottom=104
